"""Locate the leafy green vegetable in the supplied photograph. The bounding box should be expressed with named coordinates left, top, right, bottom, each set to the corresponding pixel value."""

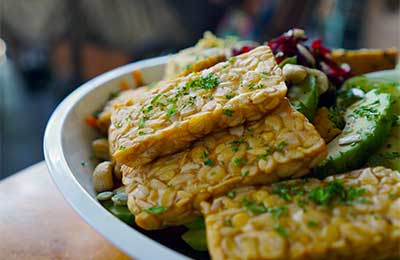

left=181, top=229, right=208, bottom=251
left=144, top=206, right=166, bottom=214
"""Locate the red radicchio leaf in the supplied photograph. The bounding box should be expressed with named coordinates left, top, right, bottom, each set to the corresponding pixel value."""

left=232, top=45, right=255, bottom=56
left=310, top=38, right=352, bottom=86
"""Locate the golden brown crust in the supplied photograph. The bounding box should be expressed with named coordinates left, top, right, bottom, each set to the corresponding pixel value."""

left=202, top=167, right=400, bottom=260
left=110, top=46, right=288, bottom=167
left=123, top=99, right=326, bottom=230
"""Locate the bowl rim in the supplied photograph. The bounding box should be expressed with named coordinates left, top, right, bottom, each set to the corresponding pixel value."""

left=44, top=55, right=191, bottom=260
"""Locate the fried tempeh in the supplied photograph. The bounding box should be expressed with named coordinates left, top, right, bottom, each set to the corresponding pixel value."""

left=122, top=99, right=326, bottom=230
left=202, top=167, right=400, bottom=260
left=111, top=46, right=288, bottom=167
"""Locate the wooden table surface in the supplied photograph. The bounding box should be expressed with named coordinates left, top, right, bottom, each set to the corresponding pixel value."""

left=0, top=162, right=131, bottom=260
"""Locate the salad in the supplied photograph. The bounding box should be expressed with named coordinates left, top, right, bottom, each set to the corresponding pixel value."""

left=85, top=29, right=399, bottom=260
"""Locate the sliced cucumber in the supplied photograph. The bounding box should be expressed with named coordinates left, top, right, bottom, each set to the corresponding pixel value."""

left=314, top=90, right=393, bottom=177
left=288, top=75, right=319, bottom=120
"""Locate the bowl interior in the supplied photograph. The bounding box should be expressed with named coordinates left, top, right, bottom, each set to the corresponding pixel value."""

left=45, top=57, right=210, bottom=260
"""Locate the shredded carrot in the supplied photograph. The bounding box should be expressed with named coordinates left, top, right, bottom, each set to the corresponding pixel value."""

left=85, top=115, right=98, bottom=129
left=132, top=70, right=144, bottom=87
left=119, top=81, right=130, bottom=91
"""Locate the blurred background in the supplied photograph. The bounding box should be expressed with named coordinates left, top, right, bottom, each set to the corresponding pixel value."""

left=0, top=0, right=399, bottom=179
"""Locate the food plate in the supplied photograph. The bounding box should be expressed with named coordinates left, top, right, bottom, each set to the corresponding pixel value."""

left=44, top=55, right=197, bottom=260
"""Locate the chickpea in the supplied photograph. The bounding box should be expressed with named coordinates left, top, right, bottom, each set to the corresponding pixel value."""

left=92, top=138, right=110, bottom=160
left=282, top=64, right=307, bottom=84
left=92, top=161, right=114, bottom=192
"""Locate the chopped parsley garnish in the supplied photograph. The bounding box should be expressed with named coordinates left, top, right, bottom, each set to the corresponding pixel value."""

left=308, top=180, right=368, bottom=206
left=138, top=118, right=145, bottom=128
left=248, top=83, right=265, bottom=90
left=202, top=151, right=214, bottom=166
left=241, top=170, right=249, bottom=177
left=261, top=72, right=270, bottom=77
left=228, top=57, right=236, bottom=63
left=272, top=183, right=292, bottom=201
left=204, top=159, right=214, bottom=166
left=352, top=100, right=380, bottom=120
left=145, top=105, right=153, bottom=112
left=166, top=103, right=178, bottom=117
left=186, top=73, right=220, bottom=90
left=119, top=145, right=126, bottom=150
left=114, top=121, right=123, bottom=128
left=269, top=206, right=288, bottom=219
left=307, top=220, right=318, bottom=227
left=145, top=206, right=166, bottom=214
left=274, top=224, right=289, bottom=237
left=328, top=106, right=345, bottom=129
left=225, top=93, right=235, bottom=99
left=150, top=94, right=162, bottom=104
left=275, top=141, right=288, bottom=152
left=225, top=219, right=233, bottom=226
left=223, top=109, right=235, bottom=116
left=242, top=199, right=268, bottom=214
left=257, top=147, right=272, bottom=159
left=138, top=131, right=146, bottom=136
left=233, top=157, right=247, bottom=167
left=227, top=191, right=236, bottom=199
left=230, top=139, right=245, bottom=152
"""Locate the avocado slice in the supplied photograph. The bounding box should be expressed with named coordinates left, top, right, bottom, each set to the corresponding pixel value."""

left=339, top=73, right=400, bottom=171
left=288, top=75, right=319, bottom=120
left=314, top=90, right=393, bottom=177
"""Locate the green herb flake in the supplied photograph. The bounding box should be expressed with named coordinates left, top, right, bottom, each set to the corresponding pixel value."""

left=257, top=147, right=272, bottom=159
left=308, top=180, right=368, bottom=206
left=166, top=103, right=178, bottom=117
left=269, top=206, right=288, bottom=219
left=274, top=224, right=289, bottom=237
left=352, top=100, right=381, bottom=120
left=227, top=191, right=236, bottom=199
left=186, top=73, right=220, bottom=90
left=260, top=72, right=270, bottom=78
left=144, top=206, right=166, bottom=214
left=138, top=118, right=145, bottom=128
left=242, top=199, right=268, bottom=214
left=241, top=170, right=249, bottom=177
left=272, top=183, right=292, bottom=202
left=150, top=94, right=162, bottom=105
left=223, top=109, right=235, bottom=116
left=138, top=131, right=146, bottom=136
left=248, top=83, right=265, bottom=90
left=114, top=121, right=123, bottom=128
left=233, top=157, right=247, bottom=167
left=230, top=139, right=245, bottom=152
left=225, top=219, right=233, bottom=226
left=119, top=145, right=126, bottom=150
left=275, top=141, right=288, bottom=152
left=307, top=220, right=318, bottom=227
left=204, top=159, right=214, bottom=166
left=225, top=93, right=235, bottom=99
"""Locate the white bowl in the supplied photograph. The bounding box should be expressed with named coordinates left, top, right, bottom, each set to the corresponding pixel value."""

left=44, top=56, right=202, bottom=260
